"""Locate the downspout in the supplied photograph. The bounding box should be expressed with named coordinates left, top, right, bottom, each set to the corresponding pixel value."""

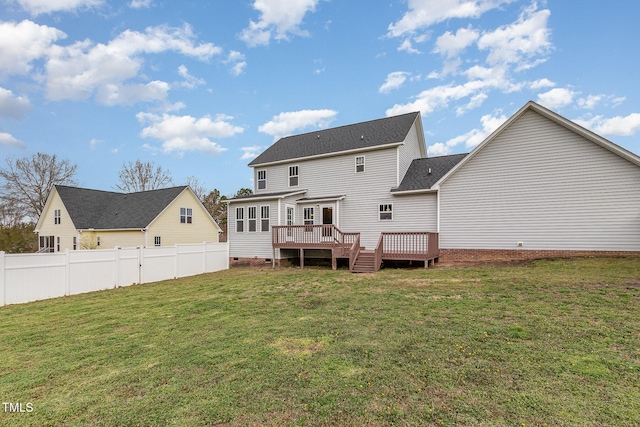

left=143, top=229, right=147, bottom=247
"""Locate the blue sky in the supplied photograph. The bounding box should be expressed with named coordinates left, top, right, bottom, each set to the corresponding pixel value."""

left=1, top=0, right=639, bottom=195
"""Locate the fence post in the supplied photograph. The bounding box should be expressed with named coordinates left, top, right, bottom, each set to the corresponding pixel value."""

left=65, top=249, right=71, bottom=296
left=114, top=246, right=120, bottom=288
left=138, top=246, right=144, bottom=284
left=203, top=241, right=208, bottom=274
left=174, top=244, right=179, bottom=279
left=0, top=251, right=5, bottom=307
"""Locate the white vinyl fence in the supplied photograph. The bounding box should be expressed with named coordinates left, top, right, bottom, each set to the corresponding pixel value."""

left=0, top=242, right=229, bottom=306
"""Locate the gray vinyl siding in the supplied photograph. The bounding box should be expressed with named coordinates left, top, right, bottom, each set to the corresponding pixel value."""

left=231, top=146, right=437, bottom=255
left=439, top=109, right=640, bottom=251
left=397, top=121, right=424, bottom=185
left=228, top=200, right=278, bottom=259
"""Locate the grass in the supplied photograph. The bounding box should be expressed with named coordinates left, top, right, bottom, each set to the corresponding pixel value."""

left=1, top=257, right=639, bottom=426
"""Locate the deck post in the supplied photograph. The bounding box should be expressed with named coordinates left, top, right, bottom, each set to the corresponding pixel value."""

left=272, top=247, right=276, bottom=269
left=331, top=249, right=337, bottom=270
left=300, top=248, right=304, bottom=269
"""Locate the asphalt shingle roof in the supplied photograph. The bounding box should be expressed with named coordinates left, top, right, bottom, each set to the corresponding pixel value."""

left=249, top=112, right=420, bottom=166
left=392, top=154, right=468, bottom=192
left=55, top=185, right=187, bottom=229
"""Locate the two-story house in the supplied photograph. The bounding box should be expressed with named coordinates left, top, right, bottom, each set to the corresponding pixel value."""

left=36, top=185, right=222, bottom=252
left=227, top=101, right=640, bottom=271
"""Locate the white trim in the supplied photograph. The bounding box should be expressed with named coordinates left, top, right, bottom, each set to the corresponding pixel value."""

left=288, top=164, right=300, bottom=187
left=259, top=205, right=270, bottom=233
left=437, top=190, right=440, bottom=233
left=355, top=155, right=365, bottom=173
left=247, top=206, right=258, bottom=233
left=390, top=188, right=438, bottom=196
left=257, top=169, right=267, bottom=190
left=396, top=147, right=400, bottom=186
left=224, top=189, right=307, bottom=203
left=285, top=204, right=295, bottom=226
left=249, top=142, right=404, bottom=167
left=295, top=195, right=345, bottom=204
left=378, top=203, right=393, bottom=221
left=235, top=207, right=245, bottom=233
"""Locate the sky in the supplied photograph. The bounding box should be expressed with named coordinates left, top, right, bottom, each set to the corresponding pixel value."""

left=1, top=0, right=639, bottom=196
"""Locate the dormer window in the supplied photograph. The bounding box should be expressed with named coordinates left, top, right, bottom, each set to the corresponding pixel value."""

left=355, top=156, right=365, bottom=173
left=257, top=170, right=267, bottom=190
left=289, top=166, right=299, bottom=187
left=54, top=209, right=61, bottom=224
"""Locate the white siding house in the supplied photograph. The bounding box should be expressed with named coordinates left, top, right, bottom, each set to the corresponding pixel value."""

left=227, top=102, right=640, bottom=270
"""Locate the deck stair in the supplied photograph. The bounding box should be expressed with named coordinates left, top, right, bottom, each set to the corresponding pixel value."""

left=351, top=249, right=378, bottom=273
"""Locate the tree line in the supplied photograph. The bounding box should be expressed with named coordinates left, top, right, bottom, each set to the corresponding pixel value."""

left=0, top=153, right=252, bottom=253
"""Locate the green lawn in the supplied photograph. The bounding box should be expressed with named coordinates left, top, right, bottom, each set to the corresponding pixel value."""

left=1, top=257, right=639, bottom=426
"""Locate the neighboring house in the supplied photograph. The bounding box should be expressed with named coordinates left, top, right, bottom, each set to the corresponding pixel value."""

left=226, top=101, right=640, bottom=271
left=35, top=185, right=222, bottom=252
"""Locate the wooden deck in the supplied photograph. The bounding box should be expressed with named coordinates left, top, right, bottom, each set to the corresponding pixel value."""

left=272, top=225, right=439, bottom=272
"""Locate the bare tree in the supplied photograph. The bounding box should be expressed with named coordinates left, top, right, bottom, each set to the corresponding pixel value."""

left=115, top=160, right=173, bottom=193
left=185, top=176, right=207, bottom=201
left=0, top=152, right=78, bottom=221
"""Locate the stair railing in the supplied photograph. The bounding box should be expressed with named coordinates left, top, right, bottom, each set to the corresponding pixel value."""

left=348, top=234, right=361, bottom=271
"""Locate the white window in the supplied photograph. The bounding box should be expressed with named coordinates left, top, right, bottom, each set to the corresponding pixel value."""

left=355, top=156, right=365, bottom=173
left=180, top=207, right=193, bottom=224
left=303, top=207, right=314, bottom=231
left=154, top=236, right=161, bottom=246
left=379, top=204, right=393, bottom=221
left=289, top=165, right=299, bottom=187
left=54, top=209, right=61, bottom=224
left=56, top=236, right=60, bottom=252
left=260, top=206, right=270, bottom=232
left=257, top=170, right=267, bottom=190
left=248, top=206, right=257, bottom=232
left=236, top=207, right=244, bottom=232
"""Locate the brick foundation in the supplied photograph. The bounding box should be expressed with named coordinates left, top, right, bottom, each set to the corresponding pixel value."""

left=439, top=249, right=640, bottom=263
left=229, top=257, right=295, bottom=268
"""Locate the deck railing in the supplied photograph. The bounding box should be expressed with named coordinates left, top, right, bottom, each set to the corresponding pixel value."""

left=349, top=234, right=361, bottom=271
left=379, top=231, right=439, bottom=261
left=272, top=225, right=360, bottom=250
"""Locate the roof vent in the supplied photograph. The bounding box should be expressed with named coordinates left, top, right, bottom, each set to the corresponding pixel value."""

left=428, top=168, right=432, bottom=174
left=360, top=135, right=364, bottom=140
left=317, top=134, right=320, bottom=139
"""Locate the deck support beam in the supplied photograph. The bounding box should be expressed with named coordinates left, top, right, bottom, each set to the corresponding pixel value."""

left=300, top=248, right=304, bottom=269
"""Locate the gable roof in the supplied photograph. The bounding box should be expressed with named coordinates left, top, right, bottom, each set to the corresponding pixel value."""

left=249, top=112, right=421, bottom=166
left=52, top=185, right=190, bottom=230
left=435, top=101, right=640, bottom=188
left=392, top=154, right=468, bottom=193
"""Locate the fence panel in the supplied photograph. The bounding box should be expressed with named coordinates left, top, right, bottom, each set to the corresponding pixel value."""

left=176, top=244, right=205, bottom=278
left=4, top=253, right=66, bottom=305
left=205, top=243, right=229, bottom=272
left=117, top=247, right=139, bottom=287
left=0, top=242, right=229, bottom=306
left=69, top=249, right=117, bottom=295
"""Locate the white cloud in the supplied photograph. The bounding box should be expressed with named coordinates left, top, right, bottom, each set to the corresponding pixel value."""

left=0, top=20, right=66, bottom=77
left=224, top=51, right=247, bottom=76
left=240, top=145, right=264, bottom=160
left=398, top=39, right=422, bottom=54
left=477, top=4, right=551, bottom=69
left=9, top=0, right=102, bottom=15
left=386, top=79, right=496, bottom=117
left=427, top=112, right=507, bottom=156
left=388, top=0, right=514, bottom=39
left=129, top=0, right=152, bottom=9
left=239, top=0, right=320, bottom=47
left=177, top=65, right=206, bottom=89
left=537, top=87, right=576, bottom=110
left=433, top=26, right=479, bottom=58
left=455, top=92, right=487, bottom=115
left=136, top=112, right=243, bottom=155
left=45, top=24, right=220, bottom=104
left=529, top=78, right=555, bottom=90
left=258, top=109, right=338, bottom=140
left=89, top=138, right=102, bottom=148
left=577, top=94, right=602, bottom=110
left=379, top=71, right=411, bottom=94
left=0, top=131, right=25, bottom=148
left=0, top=87, right=31, bottom=119
left=573, top=113, right=640, bottom=137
